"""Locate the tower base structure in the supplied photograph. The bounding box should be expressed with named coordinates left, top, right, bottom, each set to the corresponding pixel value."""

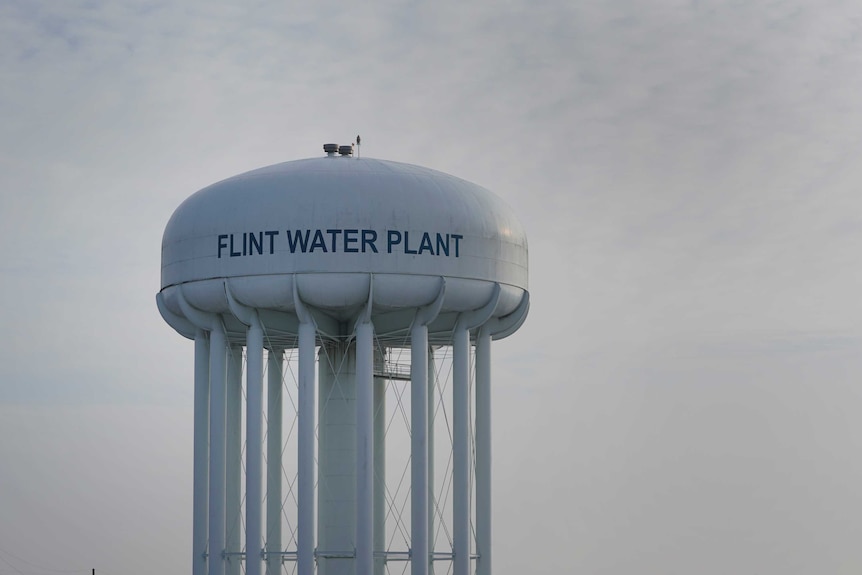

left=157, top=279, right=527, bottom=575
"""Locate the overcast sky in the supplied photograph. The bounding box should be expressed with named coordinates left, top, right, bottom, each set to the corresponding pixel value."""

left=2, top=1, right=862, bottom=574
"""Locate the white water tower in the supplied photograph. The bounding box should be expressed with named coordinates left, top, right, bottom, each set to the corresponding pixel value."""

left=157, top=144, right=529, bottom=575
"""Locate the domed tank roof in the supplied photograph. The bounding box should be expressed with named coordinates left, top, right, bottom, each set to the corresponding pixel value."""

left=159, top=154, right=529, bottom=342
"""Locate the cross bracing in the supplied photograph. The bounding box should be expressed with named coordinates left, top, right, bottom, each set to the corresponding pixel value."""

left=197, top=334, right=486, bottom=575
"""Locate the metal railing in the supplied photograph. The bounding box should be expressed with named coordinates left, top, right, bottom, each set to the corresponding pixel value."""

left=374, top=360, right=411, bottom=381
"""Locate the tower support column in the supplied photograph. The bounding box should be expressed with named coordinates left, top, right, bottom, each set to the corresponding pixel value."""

left=373, top=351, right=386, bottom=575
left=355, top=321, right=375, bottom=575
left=265, top=350, right=283, bottom=575
left=475, top=328, right=492, bottom=575
left=298, top=321, right=316, bottom=575
left=208, top=324, right=228, bottom=575
left=411, top=324, right=430, bottom=575
left=246, top=320, right=265, bottom=575
left=317, top=341, right=358, bottom=575
left=427, top=346, right=436, bottom=574
left=452, top=326, right=470, bottom=575
left=226, top=345, right=243, bottom=575
left=193, top=330, right=210, bottom=575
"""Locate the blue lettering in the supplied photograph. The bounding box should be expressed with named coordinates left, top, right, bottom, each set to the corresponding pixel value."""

left=326, top=229, right=342, bottom=252
left=452, top=234, right=463, bottom=257
left=249, top=232, right=263, bottom=255
left=286, top=230, right=310, bottom=253
left=310, top=229, right=328, bottom=252
left=265, top=231, right=278, bottom=254
left=436, top=233, right=449, bottom=257
left=387, top=230, right=401, bottom=253
left=362, top=229, right=378, bottom=253
left=418, top=232, right=433, bottom=255
left=218, top=229, right=459, bottom=258
left=344, top=229, right=359, bottom=253
left=404, top=231, right=417, bottom=254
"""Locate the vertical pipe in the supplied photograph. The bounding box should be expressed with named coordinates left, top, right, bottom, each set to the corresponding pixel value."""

left=297, top=323, right=316, bottom=575
left=208, top=324, right=227, bottom=575
left=475, top=328, right=491, bottom=575
left=317, top=346, right=330, bottom=574
left=355, top=322, right=374, bottom=575
left=410, top=324, right=429, bottom=575
left=373, top=356, right=386, bottom=575
left=246, top=321, right=265, bottom=575
left=193, top=330, right=210, bottom=575
left=452, top=326, right=470, bottom=575
left=427, top=346, right=436, bottom=573
left=265, top=350, right=283, bottom=575
left=226, top=345, right=243, bottom=575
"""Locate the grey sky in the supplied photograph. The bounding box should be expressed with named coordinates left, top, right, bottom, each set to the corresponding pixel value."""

left=2, top=1, right=862, bottom=574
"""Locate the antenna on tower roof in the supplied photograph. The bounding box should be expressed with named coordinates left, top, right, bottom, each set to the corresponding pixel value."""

left=355, top=134, right=361, bottom=159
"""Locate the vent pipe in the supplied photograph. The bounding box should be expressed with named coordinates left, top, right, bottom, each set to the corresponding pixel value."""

left=323, top=143, right=338, bottom=157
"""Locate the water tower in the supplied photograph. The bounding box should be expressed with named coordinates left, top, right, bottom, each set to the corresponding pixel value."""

left=156, top=144, right=529, bottom=575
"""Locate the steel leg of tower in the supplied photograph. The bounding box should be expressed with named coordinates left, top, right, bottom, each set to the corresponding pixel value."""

left=246, top=321, right=264, bottom=575
left=453, top=327, right=470, bottom=575
left=208, top=325, right=227, bottom=575
left=373, top=364, right=386, bottom=575
left=297, top=322, right=316, bottom=575
left=226, top=346, right=243, bottom=575
left=265, top=350, right=283, bottom=575
left=475, top=328, right=491, bottom=575
left=428, top=346, right=436, bottom=575
left=355, top=322, right=375, bottom=575
left=318, top=344, right=353, bottom=575
left=193, top=331, right=210, bottom=575
left=411, top=324, right=429, bottom=575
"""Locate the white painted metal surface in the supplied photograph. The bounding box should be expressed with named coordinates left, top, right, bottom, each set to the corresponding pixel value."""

left=355, top=320, right=374, bottom=575
left=161, top=157, right=527, bottom=282
left=297, top=321, right=316, bottom=575
left=157, top=152, right=530, bottom=575
left=159, top=156, right=528, bottom=338
left=373, top=369, right=386, bottom=575
left=226, top=345, right=242, bottom=575
left=208, top=325, right=227, bottom=575
left=411, top=323, right=430, bottom=575
left=452, top=326, right=470, bottom=575
left=246, top=329, right=263, bottom=575
left=317, top=341, right=357, bottom=575
left=265, top=350, right=282, bottom=575
left=475, top=328, right=491, bottom=575
left=193, top=331, right=210, bottom=575
left=427, top=347, right=436, bottom=575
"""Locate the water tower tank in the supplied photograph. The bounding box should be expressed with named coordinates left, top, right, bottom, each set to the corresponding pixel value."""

left=157, top=147, right=529, bottom=575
